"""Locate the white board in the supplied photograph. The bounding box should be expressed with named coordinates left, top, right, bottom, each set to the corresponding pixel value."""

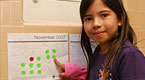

left=7, top=33, right=68, bottom=80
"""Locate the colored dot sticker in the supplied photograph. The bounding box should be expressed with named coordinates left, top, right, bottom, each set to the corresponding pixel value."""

left=29, top=63, right=33, bottom=68
left=37, top=57, right=41, bottom=61
left=30, top=70, right=34, bottom=75
left=37, top=70, right=42, bottom=74
left=21, top=71, right=26, bottom=75
left=21, top=63, right=25, bottom=68
left=46, top=55, right=50, bottom=60
left=52, top=49, right=56, bottom=53
left=37, top=63, right=41, bottom=68
left=52, top=55, right=56, bottom=59
left=30, top=57, right=34, bottom=61
left=45, top=50, right=49, bottom=54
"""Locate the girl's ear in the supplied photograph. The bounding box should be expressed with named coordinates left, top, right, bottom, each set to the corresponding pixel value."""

left=118, top=16, right=123, bottom=26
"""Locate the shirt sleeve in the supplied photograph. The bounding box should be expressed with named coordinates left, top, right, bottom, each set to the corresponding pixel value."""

left=64, top=63, right=87, bottom=80
left=119, top=50, right=145, bottom=80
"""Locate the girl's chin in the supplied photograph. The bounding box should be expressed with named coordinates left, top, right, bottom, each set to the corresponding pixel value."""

left=93, top=39, right=108, bottom=44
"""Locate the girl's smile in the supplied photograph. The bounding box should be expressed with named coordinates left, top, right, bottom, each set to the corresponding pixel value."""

left=92, top=31, right=106, bottom=37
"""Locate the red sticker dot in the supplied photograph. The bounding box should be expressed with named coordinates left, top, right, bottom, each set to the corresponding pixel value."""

left=30, top=57, right=34, bottom=61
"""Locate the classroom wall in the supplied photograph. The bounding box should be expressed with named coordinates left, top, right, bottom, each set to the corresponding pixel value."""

left=0, top=0, right=145, bottom=80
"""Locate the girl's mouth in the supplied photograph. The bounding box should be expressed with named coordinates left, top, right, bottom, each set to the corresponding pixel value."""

left=93, top=31, right=105, bottom=36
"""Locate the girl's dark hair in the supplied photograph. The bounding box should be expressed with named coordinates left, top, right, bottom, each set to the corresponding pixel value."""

left=80, top=0, right=137, bottom=79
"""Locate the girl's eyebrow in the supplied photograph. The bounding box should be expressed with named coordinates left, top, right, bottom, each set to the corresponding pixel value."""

left=84, top=10, right=110, bottom=17
left=98, top=10, right=110, bottom=14
left=84, top=14, right=91, bottom=18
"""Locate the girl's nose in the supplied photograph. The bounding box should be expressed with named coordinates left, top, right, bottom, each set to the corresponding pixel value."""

left=93, top=18, right=101, bottom=29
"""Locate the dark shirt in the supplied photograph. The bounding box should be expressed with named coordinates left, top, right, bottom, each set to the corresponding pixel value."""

left=88, top=40, right=145, bottom=80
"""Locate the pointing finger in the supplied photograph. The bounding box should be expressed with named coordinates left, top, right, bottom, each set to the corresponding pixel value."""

left=54, top=58, right=65, bottom=69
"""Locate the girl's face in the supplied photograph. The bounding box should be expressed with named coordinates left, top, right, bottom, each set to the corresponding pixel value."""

left=84, top=0, right=122, bottom=45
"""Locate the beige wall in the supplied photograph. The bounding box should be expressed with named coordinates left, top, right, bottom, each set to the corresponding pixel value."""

left=0, top=0, right=145, bottom=80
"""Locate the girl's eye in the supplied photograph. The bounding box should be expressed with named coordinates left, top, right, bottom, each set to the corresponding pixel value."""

left=101, top=14, right=108, bottom=18
left=84, top=17, right=92, bottom=22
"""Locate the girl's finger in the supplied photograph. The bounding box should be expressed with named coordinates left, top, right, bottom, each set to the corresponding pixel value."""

left=59, top=69, right=64, bottom=73
left=54, top=58, right=65, bottom=69
left=60, top=73, right=66, bottom=80
left=61, top=77, right=66, bottom=80
left=59, top=69, right=66, bottom=80
left=59, top=72, right=65, bottom=77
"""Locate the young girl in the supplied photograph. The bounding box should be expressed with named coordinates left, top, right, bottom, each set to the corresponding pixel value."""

left=54, top=0, right=145, bottom=79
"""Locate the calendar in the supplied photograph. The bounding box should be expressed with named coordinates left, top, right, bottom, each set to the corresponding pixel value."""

left=7, top=33, right=68, bottom=80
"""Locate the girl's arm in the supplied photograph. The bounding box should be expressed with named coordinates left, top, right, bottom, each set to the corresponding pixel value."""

left=54, top=59, right=87, bottom=80
left=65, top=63, right=87, bottom=80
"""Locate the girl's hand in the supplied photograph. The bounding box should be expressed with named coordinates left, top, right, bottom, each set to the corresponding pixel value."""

left=54, top=59, right=77, bottom=80
left=54, top=58, right=66, bottom=79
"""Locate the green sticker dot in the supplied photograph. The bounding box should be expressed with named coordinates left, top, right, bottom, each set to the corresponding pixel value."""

left=45, top=50, right=49, bottom=54
left=30, top=70, right=34, bottom=75
left=52, top=49, right=56, bottom=53
left=37, top=70, right=42, bottom=74
left=37, top=63, right=41, bottom=68
left=21, top=71, right=26, bottom=75
left=37, top=57, right=41, bottom=61
left=46, top=55, right=50, bottom=60
left=29, top=63, right=33, bottom=68
left=52, top=55, right=56, bottom=59
left=21, top=63, right=25, bottom=68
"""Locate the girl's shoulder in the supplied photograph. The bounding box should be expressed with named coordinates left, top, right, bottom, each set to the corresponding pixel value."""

left=113, top=41, right=145, bottom=80
left=118, top=40, right=144, bottom=59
